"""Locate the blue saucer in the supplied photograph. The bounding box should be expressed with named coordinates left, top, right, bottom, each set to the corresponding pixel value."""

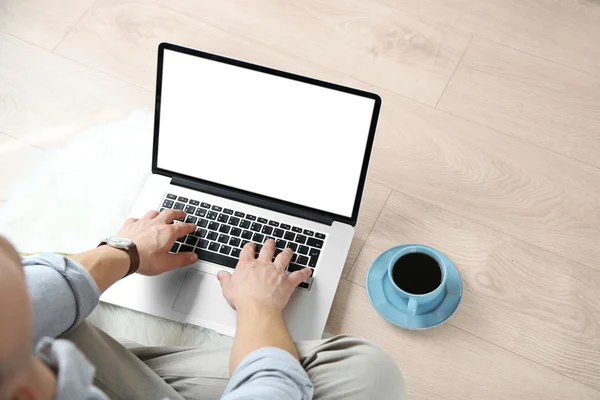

left=366, top=245, right=462, bottom=330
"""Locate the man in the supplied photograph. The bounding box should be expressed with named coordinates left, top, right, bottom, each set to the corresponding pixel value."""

left=0, top=209, right=406, bottom=399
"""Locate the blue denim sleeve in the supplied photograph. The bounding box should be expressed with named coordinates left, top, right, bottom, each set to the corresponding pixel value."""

left=222, top=347, right=314, bottom=400
left=22, top=253, right=101, bottom=344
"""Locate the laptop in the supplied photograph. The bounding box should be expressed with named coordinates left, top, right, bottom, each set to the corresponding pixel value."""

left=101, top=43, right=381, bottom=340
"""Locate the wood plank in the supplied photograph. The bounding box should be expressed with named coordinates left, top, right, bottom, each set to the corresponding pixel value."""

left=438, top=38, right=600, bottom=168
left=0, top=0, right=95, bottom=50
left=342, top=180, right=391, bottom=278
left=346, top=190, right=600, bottom=390
left=59, top=0, right=470, bottom=105
left=365, top=88, right=600, bottom=272
left=375, top=0, right=600, bottom=77
left=0, top=33, right=152, bottom=148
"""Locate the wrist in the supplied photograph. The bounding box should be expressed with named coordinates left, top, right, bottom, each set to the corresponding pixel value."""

left=236, top=301, right=281, bottom=319
left=71, top=246, right=130, bottom=293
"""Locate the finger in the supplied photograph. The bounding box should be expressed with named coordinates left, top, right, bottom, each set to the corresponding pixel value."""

left=142, top=210, right=160, bottom=220
left=258, top=239, right=276, bottom=261
left=124, top=217, right=138, bottom=226
left=217, top=270, right=232, bottom=288
left=166, top=251, right=198, bottom=270
left=274, top=247, right=293, bottom=271
left=239, top=241, right=256, bottom=262
left=288, top=268, right=312, bottom=286
left=169, top=222, right=197, bottom=238
left=158, top=209, right=186, bottom=224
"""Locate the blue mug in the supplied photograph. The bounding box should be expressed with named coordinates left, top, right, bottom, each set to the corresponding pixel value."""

left=387, top=245, right=447, bottom=316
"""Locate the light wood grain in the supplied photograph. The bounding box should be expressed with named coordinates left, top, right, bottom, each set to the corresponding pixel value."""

left=0, top=33, right=152, bottom=148
left=327, top=279, right=600, bottom=400
left=347, top=190, right=600, bottom=390
left=0, top=133, right=43, bottom=203
left=366, top=88, right=600, bottom=272
left=149, top=0, right=471, bottom=105
left=375, top=0, right=600, bottom=77
left=437, top=38, right=600, bottom=168
left=0, top=0, right=95, bottom=50
left=341, top=180, right=391, bottom=278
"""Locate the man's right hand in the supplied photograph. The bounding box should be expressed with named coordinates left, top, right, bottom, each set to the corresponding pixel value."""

left=217, top=239, right=311, bottom=313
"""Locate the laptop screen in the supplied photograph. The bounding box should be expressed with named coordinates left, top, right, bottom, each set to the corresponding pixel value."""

left=156, top=47, right=378, bottom=219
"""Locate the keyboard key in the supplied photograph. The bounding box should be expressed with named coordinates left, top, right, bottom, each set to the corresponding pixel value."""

left=198, top=219, right=208, bottom=228
left=230, top=227, right=242, bottom=237
left=185, top=205, right=196, bottom=214
left=242, top=230, right=253, bottom=239
left=240, top=220, right=251, bottom=229
left=189, top=199, right=200, bottom=206
left=208, top=221, right=219, bottom=231
left=268, top=220, right=279, bottom=227
left=162, top=199, right=174, bottom=208
left=217, top=213, right=229, bottom=223
left=309, top=248, right=320, bottom=267
left=174, top=202, right=185, bottom=210
left=307, top=237, right=324, bottom=249
left=218, top=234, right=230, bottom=244
left=195, top=208, right=206, bottom=217
left=159, top=208, right=165, bottom=212
left=246, top=215, right=256, bottom=221
left=292, top=226, right=302, bottom=233
left=298, top=245, right=309, bottom=255
left=207, top=211, right=218, bottom=220
left=264, top=236, right=275, bottom=243
left=262, top=225, right=273, bottom=235
left=252, top=233, right=264, bottom=243
left=284, top=231, right=295, bottom=241
left=231, top=248, right=241, bottom=258
left=298, top=281, right=310, bottom=289
left=196, top=228, right=207, bottom=238
left=276, top=239, right=286, bottom=249
left=195, top=248, right=237, bottom=268
left=185, top=236, right=198, bottom=246
left=224, top=208, right=234, bottom=215
left=166, top=193, right=177, bottom=200
left=212, top=205, right=223, bottom=212
left=180, top=244, right=194, bottom=252
left=274, top=248, right=283, bottom=257
left=286, top=242, right=298, bottom=252
left=258, top=217, right=268, bottom=224
left=291, top=254, right=298, bottom=263
left=241, top=240, right=250, bottom=248
left=229, top=237, right=241, bottom=247
left=199, top=239, right=209, bottom=249
left=208, top=242, right=220, bottom=252
left=250, top=223, right=262, bottom=232
left=234, top=211, right=245, bottom=218
left=219, top=225, right=231, bottom=234
left=255, top=243, right=263, bottom=253
left=207, top=231, right=218, bottom=241
left=303, top=229, right=314, bottom=236
left=281, top=224, right=291, bottom=230
left=295, top=235, right=307, bottom=244
left=288, top=263, right=310, bottom=275
left=297, top=255, right=309, bottom=265
left=228, top=217, right=240, bottom=226
left=169, top=243, right=180, bottom=253
left=201, top=202, right=211, bottom=208
left=273, top=228, right=284, bottom=238
left=185, top=215, right=197, bottom=224
left=316, top=232, right=326, bottom=240
left=177, top=196, right=189, bottom=203
left=176, top=235, right=186, bottom=243
left=220, top=245, right=232, bottom=255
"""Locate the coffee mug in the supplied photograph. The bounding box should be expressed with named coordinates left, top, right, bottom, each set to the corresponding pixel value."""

left=387, top=245, right=447, bottom=316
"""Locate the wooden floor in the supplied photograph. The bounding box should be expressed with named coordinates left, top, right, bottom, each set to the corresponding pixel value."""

left=1, top=0, right=599, bottom=398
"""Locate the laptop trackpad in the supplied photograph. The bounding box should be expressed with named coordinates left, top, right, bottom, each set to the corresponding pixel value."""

left=172, top=269, right=236, bottom=326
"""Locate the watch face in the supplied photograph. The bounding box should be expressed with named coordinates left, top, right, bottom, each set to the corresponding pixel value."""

left=107, top=236, right=133, bottom=248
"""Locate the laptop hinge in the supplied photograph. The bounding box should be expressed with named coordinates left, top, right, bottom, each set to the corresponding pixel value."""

left=171, top=176, right=335, bottom=226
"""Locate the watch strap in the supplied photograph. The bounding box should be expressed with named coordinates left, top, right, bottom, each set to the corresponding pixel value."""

left=97, top=240, right=140, bottom=278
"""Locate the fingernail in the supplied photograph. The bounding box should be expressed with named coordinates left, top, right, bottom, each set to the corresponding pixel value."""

left=191, top=254, right=198, bottom=263
left=217, top=271, right=224, bottom=279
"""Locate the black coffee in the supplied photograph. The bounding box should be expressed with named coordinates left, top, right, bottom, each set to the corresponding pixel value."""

left=392, top=253, right=442, bottom=295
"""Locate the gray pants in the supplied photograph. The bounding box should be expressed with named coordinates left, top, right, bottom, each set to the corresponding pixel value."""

left=62, top=321, right=407, bottom=400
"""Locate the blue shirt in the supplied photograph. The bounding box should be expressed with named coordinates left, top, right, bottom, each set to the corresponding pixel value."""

left=23, top=253, right=314, bottom=400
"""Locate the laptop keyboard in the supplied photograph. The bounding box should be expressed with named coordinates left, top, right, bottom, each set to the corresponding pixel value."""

left=160, top=193, right=327, bottom=289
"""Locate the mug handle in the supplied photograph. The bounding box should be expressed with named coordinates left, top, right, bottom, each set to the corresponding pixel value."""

left=407, top=298, right=418, bottom=316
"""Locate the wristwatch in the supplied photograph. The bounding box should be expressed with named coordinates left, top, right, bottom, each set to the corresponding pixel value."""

left=97, top=236, right=140, bottom=278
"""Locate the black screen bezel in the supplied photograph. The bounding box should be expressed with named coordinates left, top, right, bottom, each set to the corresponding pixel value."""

left=152, top=42, right=381, bottom=226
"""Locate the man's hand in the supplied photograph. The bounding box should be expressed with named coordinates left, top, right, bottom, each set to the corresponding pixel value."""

left=116, top=209, right=198, bottom=276
left=217, top=239, right=311, bottom=313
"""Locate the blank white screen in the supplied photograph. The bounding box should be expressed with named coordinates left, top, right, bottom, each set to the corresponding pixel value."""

left=157, top=49, right=376, bottom=218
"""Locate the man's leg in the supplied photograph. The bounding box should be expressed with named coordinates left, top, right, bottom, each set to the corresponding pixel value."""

left=297, top=335, right=407, bottom=400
